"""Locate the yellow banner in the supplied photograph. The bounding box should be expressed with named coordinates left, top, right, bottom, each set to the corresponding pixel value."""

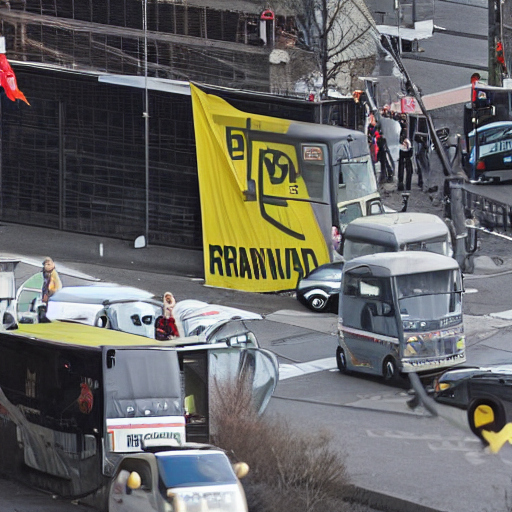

left=191, top=84, right=330, bottom=292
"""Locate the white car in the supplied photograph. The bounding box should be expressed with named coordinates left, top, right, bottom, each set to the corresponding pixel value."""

left=174, top=299, right=263, bottom=337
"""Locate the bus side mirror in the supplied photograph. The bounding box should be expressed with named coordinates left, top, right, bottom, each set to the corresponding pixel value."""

left=382, top=302, right=394, bottom=316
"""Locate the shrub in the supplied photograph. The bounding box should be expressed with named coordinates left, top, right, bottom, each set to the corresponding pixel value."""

left=210, top=376, right=353, bottom=512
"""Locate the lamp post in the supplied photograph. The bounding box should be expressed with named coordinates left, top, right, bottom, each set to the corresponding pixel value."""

left=143, top=0, right=149, bottom=246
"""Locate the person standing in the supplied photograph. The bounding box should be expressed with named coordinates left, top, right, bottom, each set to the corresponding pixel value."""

left=163, top=291, right=176, bottom=319
left=41, top=257, right=62, bottom=306
left=377, top=133, right=393, bottom=183
left=155, top=291, right=179, bottom=340
left=398, top=138, right=414, bottom=191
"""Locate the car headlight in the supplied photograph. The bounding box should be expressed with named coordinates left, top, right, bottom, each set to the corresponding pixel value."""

left=434, top=380, right=451, bottom=393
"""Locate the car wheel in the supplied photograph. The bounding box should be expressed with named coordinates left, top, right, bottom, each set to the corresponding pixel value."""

left=307, top=294, right=328, bottom=312
left=382, top=357, right=398, bottom=382
left=336, top=346, right=348, bottom=373
left=468, top=401, right=505, bottom=443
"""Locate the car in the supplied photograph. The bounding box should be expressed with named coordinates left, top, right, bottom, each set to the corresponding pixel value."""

left=109, top=443, right=249, bottom=512
left=296, top=261, right=344, bottom=312
left=466, top=120, right=512, bottom=183
left=433, top=364, right=512, bottom=441
left=173, top=299, right=263, bottom=337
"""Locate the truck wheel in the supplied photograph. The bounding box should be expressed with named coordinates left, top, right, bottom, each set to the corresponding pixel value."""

left=382, top=357, right=398, bottom=382
left=336, top=346, right=348, bottom=373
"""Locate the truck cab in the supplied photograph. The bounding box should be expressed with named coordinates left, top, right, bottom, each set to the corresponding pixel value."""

left=109, top=444, right=248, bottom=512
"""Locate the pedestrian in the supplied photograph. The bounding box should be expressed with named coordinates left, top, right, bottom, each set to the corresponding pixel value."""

left=413, top=133, right=428, bottom=189
left=397, top=138, right=414, bottom=191
left=155, top=315, right=179, bottom=341
left=377, top=133, right=394, bottom=183
left=163, top=291, right=176, bottom=319
left=41, top=257, right=62, bottom=306
left=155, top=291, right=179, bottom=340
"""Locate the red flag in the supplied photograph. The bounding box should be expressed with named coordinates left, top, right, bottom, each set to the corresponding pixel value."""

left=0, top=54, right=29, bottom=105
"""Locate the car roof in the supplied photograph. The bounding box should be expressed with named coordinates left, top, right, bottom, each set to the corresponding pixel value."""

left=343, top=251, right=459, bottom=277
left=311, top=261, right=344, bottom=272
left=49, top=284, right=155, bottom=304
left=469, top=120, right=512, bottom=136
left=344, top=213, right=449, bottom=247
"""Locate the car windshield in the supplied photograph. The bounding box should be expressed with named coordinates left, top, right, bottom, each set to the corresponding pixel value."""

left=309, top=265, right=343, bottom=281
left=343, top=241, right=393, bottom=260
left=404, top=237, right=452, bottom=257
left=156, top=452, right=237, bottom=488
left=396, top=270, right=462, bottom=319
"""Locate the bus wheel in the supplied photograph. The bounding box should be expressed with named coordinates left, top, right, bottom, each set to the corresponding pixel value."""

left=468, top=401, right=505, bottom=443
left=336, top=347, right=348, bottom=373
left=382, top=357, right=398, bottom=382
left=308, top=295, right=328, bottom=312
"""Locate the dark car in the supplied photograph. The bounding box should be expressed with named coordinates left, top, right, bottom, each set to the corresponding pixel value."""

left=433, top=364, right=512, bottom=441
left=467, top=121, right=512, bottom=182
left=296, top=261, right=344, bottom=312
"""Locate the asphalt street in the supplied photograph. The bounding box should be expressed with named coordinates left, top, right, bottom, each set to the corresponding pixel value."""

left=3, top=207, right=512, bottom=512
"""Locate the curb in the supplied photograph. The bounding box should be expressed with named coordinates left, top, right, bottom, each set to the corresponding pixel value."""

left=342, top=484, right=447, bottom=512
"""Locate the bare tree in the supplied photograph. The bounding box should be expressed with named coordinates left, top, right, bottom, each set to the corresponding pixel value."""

left=276, top=0, right=379, bottom=96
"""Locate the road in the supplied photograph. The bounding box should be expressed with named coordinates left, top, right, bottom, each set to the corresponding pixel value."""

left=4, top=248, right=512, bottom=511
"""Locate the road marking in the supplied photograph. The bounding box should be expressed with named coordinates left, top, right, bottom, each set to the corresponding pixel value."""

left=464, top=288, right=478, bottom=294
left=490, top=310, right=512, bottom=320
left=279, top=357, right=337, bottom=380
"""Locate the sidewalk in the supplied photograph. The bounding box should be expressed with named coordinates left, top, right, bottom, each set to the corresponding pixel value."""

left=0, top=220, right=204, bottom=278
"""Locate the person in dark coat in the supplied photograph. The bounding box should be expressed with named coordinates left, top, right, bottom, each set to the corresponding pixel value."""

left=377, top=133, right=394, bottom=183
left=398, top=138, right=414, bottom=191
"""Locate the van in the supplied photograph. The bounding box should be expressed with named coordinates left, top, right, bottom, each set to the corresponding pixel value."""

left=337, top=251, right=465, bottom=380
left=341, top=212, right=453, bottom=261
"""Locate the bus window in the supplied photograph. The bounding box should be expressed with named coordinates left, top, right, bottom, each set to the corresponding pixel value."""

left=300, top=143, right=328, bottom=202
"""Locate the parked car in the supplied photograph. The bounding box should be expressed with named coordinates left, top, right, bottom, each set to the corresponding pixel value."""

left=173, top=299, right=263, bottom=337
left=109, top=443, right=249, bottom=512
left=296, top=261, right=344, bottom=312
left=466, top=120, right=512, bottom=183
left=433, top=364, right=512, bottom=441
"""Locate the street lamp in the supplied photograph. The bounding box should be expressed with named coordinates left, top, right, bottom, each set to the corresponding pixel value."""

left=143, top=0, right=149, bottom=247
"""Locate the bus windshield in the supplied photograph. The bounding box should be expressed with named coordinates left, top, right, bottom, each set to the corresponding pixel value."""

left=337, top=156, right=378, bottom=204
left=396, top=270, right=462, bottom=320
left=104, top=348, right=183, bottom=419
